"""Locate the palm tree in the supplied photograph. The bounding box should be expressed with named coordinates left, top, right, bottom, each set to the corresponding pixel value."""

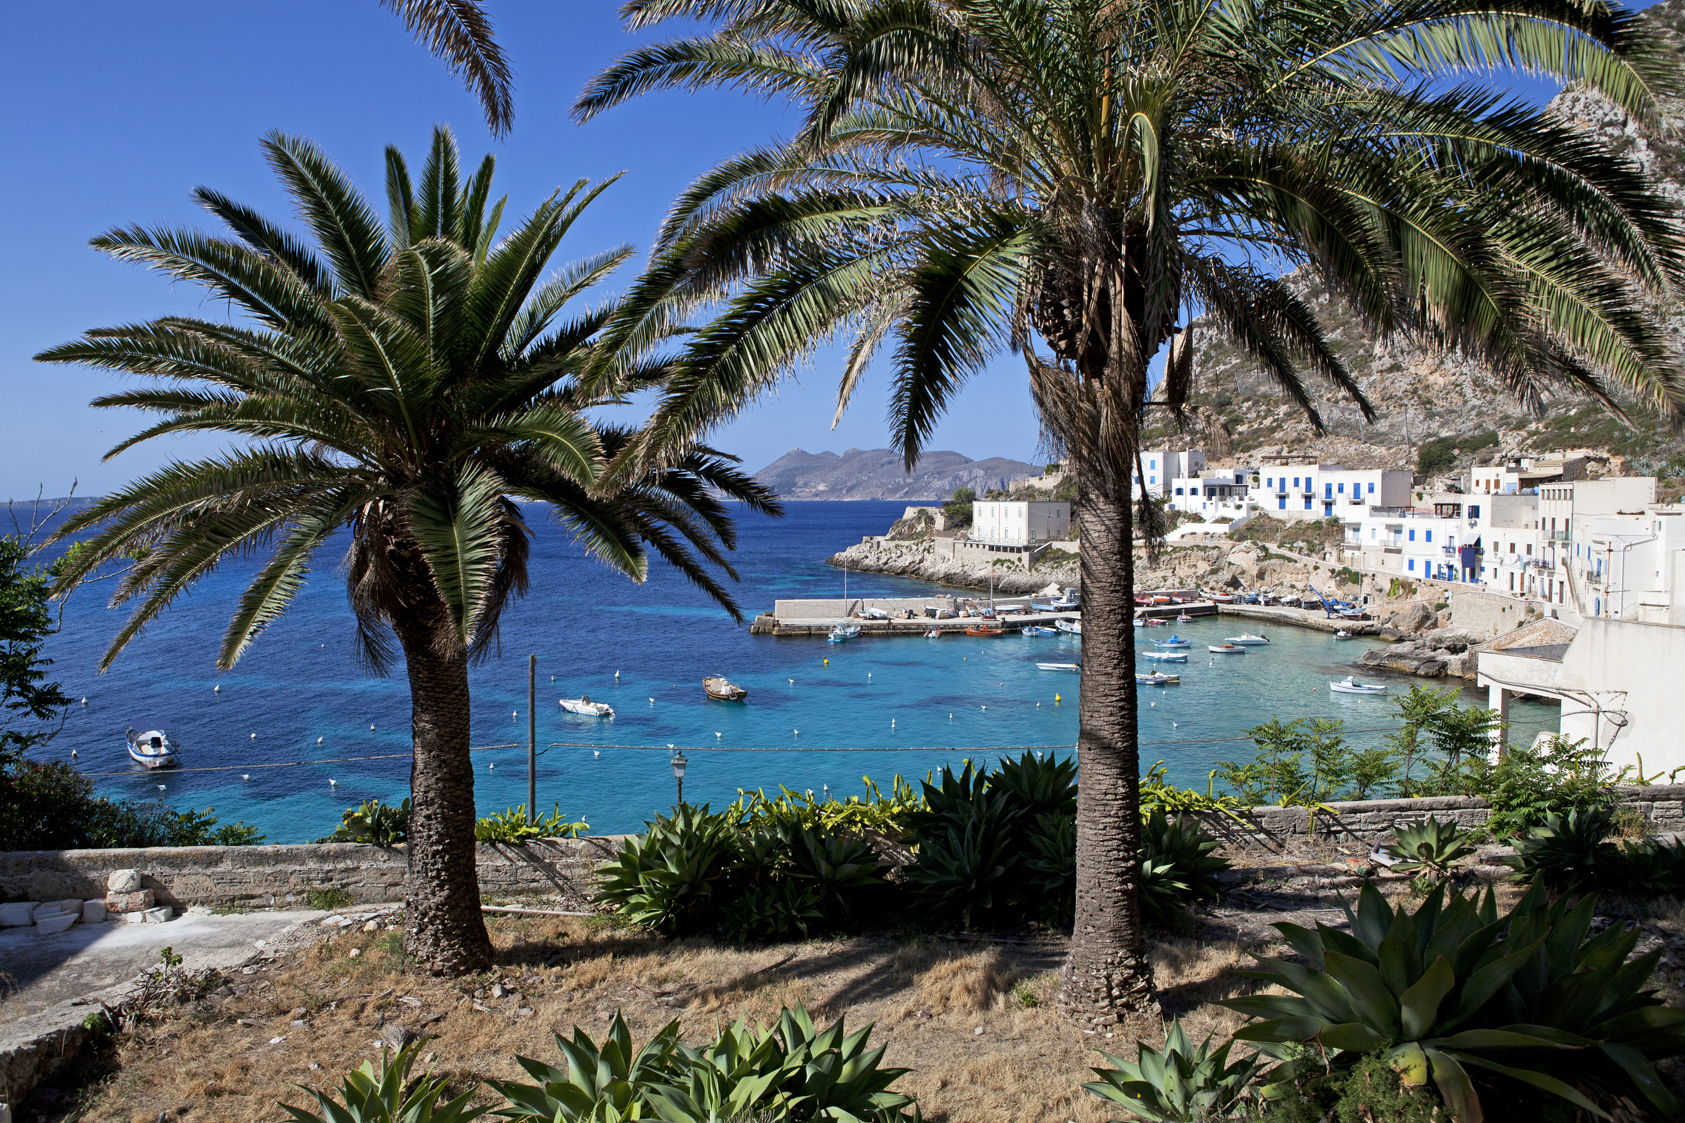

left=574, top=0, right=1685, bottom=1021
left=38, top=126, right=778, bottom=975
left=384, top=0, right=514, bottom=136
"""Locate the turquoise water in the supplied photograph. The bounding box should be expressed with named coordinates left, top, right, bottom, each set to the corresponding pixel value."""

left=31, top=501, right=1554, bottom=839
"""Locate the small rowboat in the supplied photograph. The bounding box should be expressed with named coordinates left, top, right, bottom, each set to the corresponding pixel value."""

left=1209, top=593, right=1238, bottom=603
left=1143, top=617, right=1166, bottom=626
left=827, top=624, right=860, bottom=642
left=1142, top=650, right=1188, bottom=663
left=1136, top=672, right=1180, bottom=685
left=1021, top=625, right=1059, bottom=636
left=965, top=626, right=1005, bottom=637
left=1037, top=662, right=1081, bottom=672
left=1208, top=643, right=1245, bottom=654
left=1154, top=636, right=1192, bottom=648
left=1330, top=677, right=1387, bottom=695
left=125, top=726, right=178, bottom=770
left=924, top=628, right=943, bottom=638
left=560, top=697, right=614, bottom=718
left=1227, top=633, right=1270, bottom=645
left=1333, top=629, right=1355, bottom=639
left=703, top=676, right=748, bottom=702
left=1177, top=613, right=1194, bottom=622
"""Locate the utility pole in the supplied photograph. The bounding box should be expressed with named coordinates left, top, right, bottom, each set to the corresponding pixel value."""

left=527, top=653, right=537, bottom=823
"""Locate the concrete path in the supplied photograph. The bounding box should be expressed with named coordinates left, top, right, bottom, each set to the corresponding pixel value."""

left=0, top=908, right=322, bottom=1023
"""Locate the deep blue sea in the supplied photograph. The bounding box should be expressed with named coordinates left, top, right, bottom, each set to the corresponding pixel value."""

left=28, top=501, right=1554, bottom=841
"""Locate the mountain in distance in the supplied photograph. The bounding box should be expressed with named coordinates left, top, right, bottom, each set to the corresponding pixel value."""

left=753, top=447, right=1044, bottom=500
left=1164, top=0, right=1685, bottom=475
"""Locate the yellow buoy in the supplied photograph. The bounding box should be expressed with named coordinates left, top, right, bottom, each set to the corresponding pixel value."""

left=824, top=658, right=829, bottom=665
left=1055, top=693, right=1062, bottom=703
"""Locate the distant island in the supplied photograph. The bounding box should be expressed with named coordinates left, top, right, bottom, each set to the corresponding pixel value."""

left=752, top=448, right=1043, bottom=500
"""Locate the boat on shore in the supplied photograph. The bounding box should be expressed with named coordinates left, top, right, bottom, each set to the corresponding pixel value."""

left=1142, top=650, right=1188, bottom=663
left=1136, top=672, right=1180, bottom=685
left=125, top=727, right=178, bottom=770
left=1227, top=633, right=1270, bottom=645
left=1037, top=662, right=1081, bottom=672
left=1208, top=643, right=1245, bottom=654
left=827, top=624, right=861, bottom=643
left=1330, top=676, right=1387, bottom=695
left=704, top=675, right=749, bottom=702
left=965, top=625, right=1006, bottom=637
left=560, top=697, right=614, bottom=718
left=1209, top=593, right=1237, bottom=603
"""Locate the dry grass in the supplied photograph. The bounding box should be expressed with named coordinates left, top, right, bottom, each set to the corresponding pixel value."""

left=32, top=916, right=1263, bottom=1123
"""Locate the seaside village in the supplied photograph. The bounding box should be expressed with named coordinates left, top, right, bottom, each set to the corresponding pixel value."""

left=13, top=4, right=1685, bottom=1123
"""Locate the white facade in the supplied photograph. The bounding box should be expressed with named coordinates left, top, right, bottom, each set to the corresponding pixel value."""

left=1250, top=463, right=1411, bottom=521
left=1168, top=468, right=1255, bottom=520
left=971, top=500, right=1071, bottom=545
left=1345, top=508, right=1481, bottom=583
left=1133, top=448, right=1206, bottom=499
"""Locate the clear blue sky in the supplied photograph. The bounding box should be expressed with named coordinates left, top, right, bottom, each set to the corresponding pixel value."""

left=0, top=2, right=1607, bottom=498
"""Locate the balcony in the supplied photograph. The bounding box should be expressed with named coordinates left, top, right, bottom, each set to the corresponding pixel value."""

left=1551, top=530, right=1570, bottom=542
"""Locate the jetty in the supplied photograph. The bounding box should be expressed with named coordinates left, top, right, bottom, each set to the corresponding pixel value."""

left=750, top=594, right=1217, bottom=638
left=1215, top=602, right=1382, bottom=635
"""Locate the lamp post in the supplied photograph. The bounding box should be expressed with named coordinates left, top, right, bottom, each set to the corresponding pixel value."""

left=670, top=750, right=687, bottom=806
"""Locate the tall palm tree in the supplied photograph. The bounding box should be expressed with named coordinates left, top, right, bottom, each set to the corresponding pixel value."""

left=38, top=126, right=777, bottom=975
left=574, top=0, right=1685, bottom=1021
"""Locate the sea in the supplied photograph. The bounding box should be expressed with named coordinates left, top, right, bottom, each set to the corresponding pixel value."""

left=27, top=501, right=1556, bottom=841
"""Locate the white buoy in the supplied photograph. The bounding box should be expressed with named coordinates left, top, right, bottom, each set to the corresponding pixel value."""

left=891, top=719, right=896, bottom=728
left=593, top=750, right=600, bottom=758
left=1036, top=702, right=1041, bottom=708
left=70, top=749, right=78, bottom=759
left=868, top=673, right=872, bottom=679
left=716, top=732, right=723, bottom=739
left=370, top=724, right=375, bottom=731
left=787, top=678, right=794, bottom=684
left=80, top=696, right=87, bottom=706
left=512, top=710, right=518, bottom=720
left=794, top=729, right=799, bottom=736
left=1172, top=722, right=1179, bottom=729
left=489, top=762, right=495, bottom=770
left=213, top=685, right=220, bottom=694
left=329, top=779, right=337, bottom=788
left=649, top=697, right=654, bottom=704
left=156, top=784, right=166, bottom=792
left=317, top=736, right=324, bottom=744
left=250, top=732, right=257, bottom=739
left=981, top=705, right=987, bottom=711
left=615, top=670, right=620, bottom=678
left=242, top=774, right=250, bottom=782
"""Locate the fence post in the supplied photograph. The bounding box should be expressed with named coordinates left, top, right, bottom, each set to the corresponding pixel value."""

left=528, top=653, right=537, bottom=822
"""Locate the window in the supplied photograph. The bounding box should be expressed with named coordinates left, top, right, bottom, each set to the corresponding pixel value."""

left=1408, top=559, right=1415, bottom=571
left=1174, top=487, right=1183, bottom=495
left=1469, top=505, right=1479, bottom=519
left=1368, top=482, right=1375, bottom=494
left=1510, top=572, right=1515, bottom=591
left=1425, top=530, right=1433, bottom=543
left=1371, top=528, right=1377, bottom=539
left=1525, top=544, right=1532, bottom=556
left=1408, top=529, right=1415, bottom=542
left=1325, top=483, right=1333, bottom=498
left=1191, top=487, right=1200, bottom=496
left=1293, top=477, right=1300, bottom=487
left=1304, top=496, right=1312, bottom=509
left=1509, top=542, right=1516, bottom=553
left=1279, top=497, right=1286, bottom=510
left=1338, top=482, right=1345, bottom=493
left=1149, top=476, right=1156, bottom=484
left=1266, top=477, right=1273, bottom=488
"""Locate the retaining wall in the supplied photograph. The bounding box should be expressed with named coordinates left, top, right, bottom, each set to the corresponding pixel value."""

left=0, top=837, right=626, bottom=912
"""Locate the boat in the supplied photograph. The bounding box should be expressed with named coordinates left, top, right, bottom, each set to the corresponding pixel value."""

left=1142, top=650, right=1188, bottom=663
left=1177, top=613, right=1194, bottom=622
left=1226, top=633, right=1270, bottom=645
left=559, top=697, right=614, bottom=718
left=1333, top=629, right=1355, bottom=639
left=704, top=675, right=749, bottom=701
left=965, top=625, right=1005, bottom=637
left=1330, top=676, right=1387, bottom=695
left=1021, top=625, right=1059, bottom=636
left=1055, top=618, right=1083, bottom=635
left=1208, top=643, right=1245, bottom=654
left=125, top=726, right=178, bottom=770
left=1132, top=616, right=1145, bottom=627
left=1048, top=590, right=1081, bottom=610
left=1143, top=617, right=1166, bottom=626
left=1154, top=636, right=1192, bottom=648
left=827, top=624, right=861, bottom=643
left=1037, top=662, right=1081, bottom=672
left=1135, top=672, right=1180, bottom=685
left=1209, top=593, right=1237, bottom=604
left=924, top=628, right=943, bottom=638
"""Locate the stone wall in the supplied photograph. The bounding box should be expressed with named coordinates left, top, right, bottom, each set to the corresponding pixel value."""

left=0, top=837, right=626, bottom=912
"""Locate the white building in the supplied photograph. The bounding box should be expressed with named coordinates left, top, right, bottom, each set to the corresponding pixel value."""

left=1133, top=448, right=1205, bottom=499
left=1251, top=461, right=1412, bottom=521
left=1345, top=507, right=1480, bottom=583
left=1168, top=468, right=1255, bottom=520
left=971, top=500, right=1071, bottom=545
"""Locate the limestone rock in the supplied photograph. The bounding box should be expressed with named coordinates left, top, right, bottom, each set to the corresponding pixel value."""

left=106, top=889, right=155, bottom=914
left=107, top=869, right=142, bottom=893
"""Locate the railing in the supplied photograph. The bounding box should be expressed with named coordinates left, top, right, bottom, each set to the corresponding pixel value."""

left=1552, top=529, right=1570, bottom=542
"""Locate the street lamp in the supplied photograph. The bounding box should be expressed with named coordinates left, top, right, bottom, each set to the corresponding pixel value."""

left=670, top=750, right=687, bottom=806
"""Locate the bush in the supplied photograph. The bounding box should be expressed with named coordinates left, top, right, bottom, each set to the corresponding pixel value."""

left=281, top=1035, right=484, bottom=1123
left=1227, top=880, right=1685, bottom=1121
left=1085, top=1017, right=1266, bottom=1122
left=1267, top=1050, right=1449, bottom=1123
left=476, top=803, right=588, bottom=843
left=0, top=759, right=263, bottom=850
left=321, top=798, right=410, bottom=846
left=1137, top=810, right=1229, bottom=927
left=1463, top=734, right=1616, bottom=839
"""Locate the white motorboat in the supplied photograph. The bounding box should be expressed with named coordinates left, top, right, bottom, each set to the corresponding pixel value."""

left=1333, top=629, right=1355, bottom=639
left=1142, top=650, right=1188, bottom=663
left=1227, top=633, right=1270, bottom=645
left=1154, top=635, right=1192, bottom=648
left=125, top=727, right=179, bottom=770
left=1177, top=613, right=1194, bottom=622
left=1330, top=677, right=1387, bottom=695
left=860, top=607, right=889, bottom=620
left=1037, top=662, right=1081, bottom=672
left=1132, top=616, right=1145, bottom=627
left=827, top=624, right=861, bottom=642
left=1135, top=672, right=1180, bottom=685
left=560, top=697, right=614, bottom=718
left=1021, top=625, right=1059, bottom=636
left=1055, top=617, right=1082, bottom=635
left=1208, top=643, right=1245, bottom=654
left=924, top=628, right=943, bottom=638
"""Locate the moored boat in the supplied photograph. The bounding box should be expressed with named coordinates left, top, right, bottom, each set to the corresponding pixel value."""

left=560, top=697, right=614, bottom=717
left=1054, top=618, right=1082, bottom=634
left=965, top=625, right=1005, bottom=637
left=1142, top=650, right=1188, bottom=663
left=1333, top=629, right=1354, bottom=639
left=1208, top=643, right=1245, bottom=654
left=1226, top=633, right=1270, bottom=645
left=1037, top=662, right=1081, bottom=672
left=1154, top=635, right=1192, bottom=648
left=827, top=624, right=861, bottom=642
left=924, top=628, right=943, bottom=638
left=1021, top=625, right=1059, bottom=636
left=125, top=727, right=178, bottom=770
left=704, top=675, right=749, bottom=701
left=1330, top=676, right=1387, bottom=695
left=1209, top=593, right=1237, bottom=603
left=1135, top=672, right=1180, bottom=685
left=1177, top=613, right=1194, bottom=622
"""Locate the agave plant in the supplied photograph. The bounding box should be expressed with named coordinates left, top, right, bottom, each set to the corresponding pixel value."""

left=1025, top=811, right=1077, bottom=924
left=902, top=796, right=1024, bottom=930
left=1137, top=810, right=1230, bottom=927
left=786, top=827, right=888, bottom=917
left=492, top=1014, right=683, bottom=1122
left=1084, top=1018, right=1265, bottom=1123
left=1224, top=880, right=1685, bottom=1122
left=327, top=798, right=411, bottom=847
left=718, top=880, right=824, bottom=945
left=988, top=751, right=1078, bottom=818
left=899, top=762, right=1001, bottom=840
left=282, top=1036, right=485, bottom=1123
left=596, top=805, right=737, bottom=934
left=1384, top=817, right=1476, bottom=880
left=1499, top=805, right=1619, bottom=891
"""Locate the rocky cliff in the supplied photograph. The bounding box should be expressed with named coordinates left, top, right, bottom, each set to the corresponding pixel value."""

left=753, top=447, right=1043, bottom=500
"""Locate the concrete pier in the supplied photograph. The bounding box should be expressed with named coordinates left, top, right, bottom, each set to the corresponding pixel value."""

left=750, top=596, right=1221, bottom=638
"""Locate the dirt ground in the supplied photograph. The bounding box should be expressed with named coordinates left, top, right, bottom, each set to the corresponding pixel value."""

left=20, top=848, right=1685, bottom=1123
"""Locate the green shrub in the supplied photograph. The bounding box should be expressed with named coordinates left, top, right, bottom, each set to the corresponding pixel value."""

left=1383, top=817, right=1475, bottom=880
left=903, top=792, right=1024, bottom=929
left=475, top=803, right=588, bottom=843
left=1139, top=760, right=1244, bottom=816
left=281, top=1036, right=483, bottom=1123
left=0, top=759, right=263, bottom=850
left=1137, top=810, right=1229, bottom=927
left=1465, top=735, right=1616, bottom=839
left=307, top=887, right=353, bottom=911
left=322, top=798, right=411, bottom=846
left=597, top=804, right=737, bottom=934
left=1498, top=805, right=1619, bottom=891
left=1226, top=880, right=1685, bottom=1122
left=988, top=749, right=1078, bottom=817
left=1267, top=1050, right=1449, bottom=1123
left=1084, top=1018, right=1265, bottom=1122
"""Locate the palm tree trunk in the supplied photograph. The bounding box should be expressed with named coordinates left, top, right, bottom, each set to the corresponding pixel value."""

left=396, top=622, right=493, bottom=975
left=1059, top=469, right=1158, bottom=1023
